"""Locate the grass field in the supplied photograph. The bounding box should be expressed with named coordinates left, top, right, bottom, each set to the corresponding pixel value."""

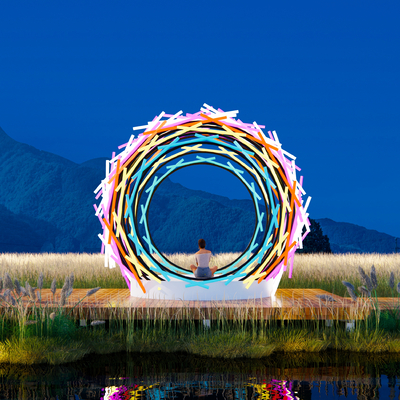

left=1, top=252, right=400, bottom=297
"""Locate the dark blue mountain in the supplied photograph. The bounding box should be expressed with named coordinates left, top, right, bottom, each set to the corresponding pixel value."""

left=0, top=127, right=397, bottom=254
left=316, top=218, right=398, bottom=254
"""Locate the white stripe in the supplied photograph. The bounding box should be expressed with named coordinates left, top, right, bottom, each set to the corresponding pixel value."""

left=282, top=149, right=296, bottom=160
left=132, top=124, right=149, bottom=131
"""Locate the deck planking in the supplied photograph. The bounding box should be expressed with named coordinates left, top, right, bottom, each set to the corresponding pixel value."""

left=1, top=288, right=398, bottom=320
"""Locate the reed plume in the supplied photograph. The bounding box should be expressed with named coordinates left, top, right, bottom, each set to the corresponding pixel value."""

left=14, top=279, right=22, bottom=296
left=316, top=294, right=335, bottom=302
left=342, top=281, right=358, bottom=301
left=358, top=286, right=371, bottom=297
left=59, top=290, right=66, bottom=307
left=389, top=272, right=395, bottom=290
left=27, top=282, right=36, bottom=302
left=37, top=272, right=44, bottom=290
left=4, top=273, right=14, bottom=291
left=370, top=265, right=378, bottom=290
left=61, top=276, right=70, bottom=294
left=50, top=278, right=57, bottom=295
left=87, top=287, right=101, bottom=296
left=358, top=266, right=373, bottom=291
left=69, top=273, right=74, bottom=289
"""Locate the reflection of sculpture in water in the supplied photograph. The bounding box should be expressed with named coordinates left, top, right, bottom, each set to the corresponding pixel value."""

left=189, top=239, right=218, bottom=278
left=103, top=377, right=300, bottom=400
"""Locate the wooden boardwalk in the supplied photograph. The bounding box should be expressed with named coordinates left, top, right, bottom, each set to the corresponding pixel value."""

left=2, top=288, right=399, bottom=321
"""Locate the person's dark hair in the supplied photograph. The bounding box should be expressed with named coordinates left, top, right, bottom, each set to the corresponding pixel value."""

left=198, top=238, right=206, bottom=249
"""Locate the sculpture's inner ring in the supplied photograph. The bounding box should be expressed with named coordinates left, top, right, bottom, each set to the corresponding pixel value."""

left=138, top=161, right=266, bottom=280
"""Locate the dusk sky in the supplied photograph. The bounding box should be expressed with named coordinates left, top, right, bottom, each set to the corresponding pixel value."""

left=1, top=1, right=399, bottom=239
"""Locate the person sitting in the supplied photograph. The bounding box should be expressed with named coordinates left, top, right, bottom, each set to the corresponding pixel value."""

left=190, top=238, right=218, bottom=279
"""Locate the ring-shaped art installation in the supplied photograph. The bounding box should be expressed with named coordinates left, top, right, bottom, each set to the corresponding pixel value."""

left=94, top=105, right=311, bottom=298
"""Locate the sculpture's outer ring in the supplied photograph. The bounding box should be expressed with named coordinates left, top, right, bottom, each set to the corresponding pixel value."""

left=95, top=106, right=311, bottom=293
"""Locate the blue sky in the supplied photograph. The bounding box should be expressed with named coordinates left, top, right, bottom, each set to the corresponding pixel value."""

left=1, top=1, right=399, bottom=239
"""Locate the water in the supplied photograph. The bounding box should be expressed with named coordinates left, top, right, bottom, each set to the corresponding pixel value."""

left=0, top=351, right=399, bottom=399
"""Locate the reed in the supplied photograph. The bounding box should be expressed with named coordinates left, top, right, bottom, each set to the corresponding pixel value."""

left=1, top=252, right=400, bottom=296
left=0, top=276, right=400, bottom=365
left=0, top=252, right=400, bottom=365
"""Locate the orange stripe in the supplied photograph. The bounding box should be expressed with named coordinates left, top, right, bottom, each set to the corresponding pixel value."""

left=125, top=120, right=200, bottom=166
left=109, top=121, right=208, bottom=193
left=257, top=253, right=285, bottom=284
left=103, top=218, right=146, bottom=293
left=246, top=134, right=279, bottom=152
left=108, top=160, right=125, bottom=185
left=257, top=241, right=297, bottom=283
left=263, top=146, right=301, bottom=208
left=114, top=131, right=159, bottom=176
left=198, top=114, right=245, bottom=134
left=141, top=119, right=178, bottom=136
left=200, top=113, right=227, bottom=123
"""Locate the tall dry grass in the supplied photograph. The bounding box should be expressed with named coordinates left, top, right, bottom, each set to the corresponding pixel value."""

left=1, top=252, right=400, bottom=296
left=279, top=253, right=400, bottom=296
left=0, top=253, right=121, bottom=289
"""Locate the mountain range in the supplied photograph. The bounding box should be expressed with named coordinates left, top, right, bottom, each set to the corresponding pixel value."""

left=0, top=127, right=398, bottom=254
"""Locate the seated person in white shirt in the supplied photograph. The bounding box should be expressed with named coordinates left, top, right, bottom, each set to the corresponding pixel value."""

left=190, top=238, right=218, bottom=278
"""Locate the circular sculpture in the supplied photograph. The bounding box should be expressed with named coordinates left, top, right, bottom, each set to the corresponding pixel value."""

left=94, top=104, right=311, bottom=297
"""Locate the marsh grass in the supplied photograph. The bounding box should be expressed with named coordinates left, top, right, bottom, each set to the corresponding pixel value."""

left=1, top=253, right=400, bottom=365
left=1, top=295, right=400, bottom=364
left=1, top=252, right=400, bottom=296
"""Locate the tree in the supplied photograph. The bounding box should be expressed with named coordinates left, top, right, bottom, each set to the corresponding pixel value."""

left=297, top=219, right=332, bottom=253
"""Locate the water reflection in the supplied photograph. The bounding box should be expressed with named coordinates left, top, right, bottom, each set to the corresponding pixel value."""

left=103, top=379, right=297, bottom=400
left=0, top=352, right=399, bottom=399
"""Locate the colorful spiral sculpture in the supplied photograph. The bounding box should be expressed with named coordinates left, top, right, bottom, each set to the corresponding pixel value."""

left=94, top=105, right=311, bottom=294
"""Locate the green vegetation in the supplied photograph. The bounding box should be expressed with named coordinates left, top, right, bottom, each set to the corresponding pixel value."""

left=0, top=253, right=399, bottom=365
left=297, top=219, right=332, bottom=254
left=2, top=302, right=400, bottom=365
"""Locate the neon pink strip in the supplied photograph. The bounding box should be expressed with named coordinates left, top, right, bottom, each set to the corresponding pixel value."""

left=101, top=204, right=108, bottom=222
left=288, top=253, right=295, bottom=278
left=95, top=189, right=103, bottom=200
left=118, top=142, right=128, bottom=149
left=106, top=180, right=115, bottom=215
left=94, top=208, right=105, bottom=229
left=120, top=136, right=147, bottom=166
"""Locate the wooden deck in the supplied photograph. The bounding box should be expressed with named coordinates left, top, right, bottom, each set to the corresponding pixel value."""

left=2, top=288, right=399, bottom=320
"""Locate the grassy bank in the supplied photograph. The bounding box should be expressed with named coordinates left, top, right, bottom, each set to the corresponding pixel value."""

left=0, top=271, right=400, bottom=365
left=1, top=308, right=400, bottom=365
